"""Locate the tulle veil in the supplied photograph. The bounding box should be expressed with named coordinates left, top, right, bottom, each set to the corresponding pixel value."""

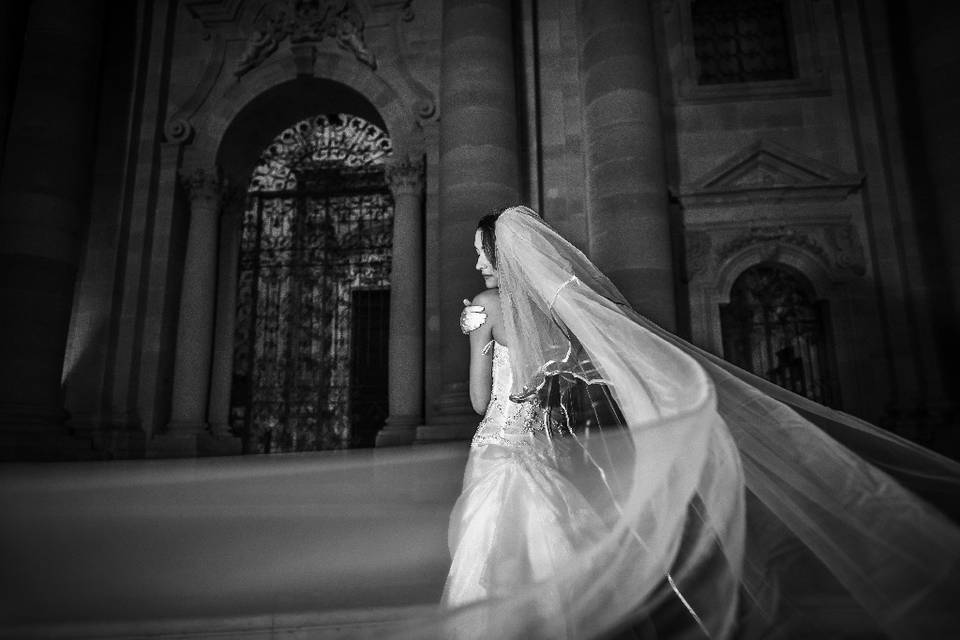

left=1, top=206, right=959, bottom=639
left=481, top=205, right=960, bottom=639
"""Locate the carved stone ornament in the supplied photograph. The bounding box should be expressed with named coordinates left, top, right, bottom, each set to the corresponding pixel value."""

left=400, top=0, right=414, bottom=22
left=235, top=0, right=376, bottom=77
left=385, top=156, right=424, bottom=196
left=718, top=225, right=828, bottom=264
left=829, top=224, right=866, bottom=275
left=164, top=118, right=194, bottom=144
left=179, top=167, right=227, bottom=206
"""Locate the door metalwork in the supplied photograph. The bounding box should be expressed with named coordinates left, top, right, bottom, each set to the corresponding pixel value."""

left=720, top=263, right=836, bottom=405
left=230, top=114, right=393, bottom=453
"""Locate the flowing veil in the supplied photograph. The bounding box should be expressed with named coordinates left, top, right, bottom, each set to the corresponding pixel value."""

left=475, top=206, right=960, bottom=638
left=2, top=206, right=959, bottom=640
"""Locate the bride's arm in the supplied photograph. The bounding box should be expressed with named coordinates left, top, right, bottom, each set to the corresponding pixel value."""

left=468, top=288, right=499, bottom=414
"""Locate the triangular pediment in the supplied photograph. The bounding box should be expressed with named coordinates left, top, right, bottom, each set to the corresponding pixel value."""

left=185, top=0, right=244, bottom=27
left=677, top=140, right=863, bottom=206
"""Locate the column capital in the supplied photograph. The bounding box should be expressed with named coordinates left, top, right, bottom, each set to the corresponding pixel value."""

left=179, top=167, right=227, bottom=206
left=385, top=156, right=424, bottom=197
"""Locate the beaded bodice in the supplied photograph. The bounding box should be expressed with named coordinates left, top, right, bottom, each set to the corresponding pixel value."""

left=471, top=342, right=541, bottom=449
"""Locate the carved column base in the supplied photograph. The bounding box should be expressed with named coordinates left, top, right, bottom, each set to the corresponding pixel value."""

left=415, top=383, right=477, bottom=443
left=151, top=421, right=207, bottom=458
left=375, top=414, right=421, bottom=447
left=151, top=424, right=243, bottom=458
left=149, top=433, right=201, bottom=459
left=204, top=424, right=243, bottom=456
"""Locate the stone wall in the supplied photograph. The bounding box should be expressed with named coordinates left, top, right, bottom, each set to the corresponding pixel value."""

left=21, top=0, right=954, bottom=460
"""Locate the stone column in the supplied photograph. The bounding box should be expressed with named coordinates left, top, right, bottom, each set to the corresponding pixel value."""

left=377, top=157, right=425, bottom=447
left=160, top=168, right=224, bottom=456
left=0, top=0, right=104, bottom=460
left=579, top=0, right=676, bottom=331
left=204, top=188, right=243, bottom=455
left=421, top=0, right=522, bottom=442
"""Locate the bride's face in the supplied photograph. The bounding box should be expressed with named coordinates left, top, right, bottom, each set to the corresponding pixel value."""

left=474, top=229, right=499, bottom=288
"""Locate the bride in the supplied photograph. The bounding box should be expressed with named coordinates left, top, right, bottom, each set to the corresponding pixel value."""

left=2, top=207, right=958, bottom=640
left=441, top=213, right=613, bottom=621
left=438, top=205, right=960, bottom=639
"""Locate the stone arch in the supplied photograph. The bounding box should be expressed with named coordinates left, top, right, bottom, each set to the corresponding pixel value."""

left=192, top=54, right=428, bottom=449
left=718, top=259, right=840, bottom=406
left=716, top=243, right=834, bottom=306
left=186, top=50, right=422, bottom=179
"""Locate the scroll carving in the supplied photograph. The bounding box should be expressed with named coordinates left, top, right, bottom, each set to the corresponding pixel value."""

left=165, top=118, right=194, bottom=145
left=829, top=224, right=866, bottom=275
left=236, top=0, right=376, bottom=77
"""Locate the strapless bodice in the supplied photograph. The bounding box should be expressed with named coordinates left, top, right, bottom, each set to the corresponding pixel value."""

left=470, top=342, right=541, bottom=449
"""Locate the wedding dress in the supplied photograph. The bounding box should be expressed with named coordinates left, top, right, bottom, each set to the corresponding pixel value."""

left=433, top=206, right=960, bottom=640
left=440, top=340, right=609, bottom=636
left=2, top=207, right=959, bottom=640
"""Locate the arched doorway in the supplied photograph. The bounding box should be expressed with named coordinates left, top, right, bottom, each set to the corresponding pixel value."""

left=230, top=113, right=394, bottom=453
left=720, top=262, right=838, bottom=405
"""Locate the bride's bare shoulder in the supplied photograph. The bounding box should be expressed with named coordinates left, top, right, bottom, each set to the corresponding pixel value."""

left=471, top=288, right=500, bottom=314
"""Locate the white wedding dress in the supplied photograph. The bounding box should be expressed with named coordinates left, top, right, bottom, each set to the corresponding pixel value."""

left=440, top=341, right=609, bottom=636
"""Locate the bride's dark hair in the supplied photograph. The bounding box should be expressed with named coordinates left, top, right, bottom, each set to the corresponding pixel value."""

left=476, top=211, right=501, bottom=269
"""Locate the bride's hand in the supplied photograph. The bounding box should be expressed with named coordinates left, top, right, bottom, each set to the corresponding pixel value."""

left=459, top=298, right=487, bottom=334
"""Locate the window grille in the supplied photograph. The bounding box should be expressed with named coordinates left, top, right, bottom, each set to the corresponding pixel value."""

left=692, top=0, right=795, bottom=85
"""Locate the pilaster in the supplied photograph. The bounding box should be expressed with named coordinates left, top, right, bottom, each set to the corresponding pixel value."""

left=154, top=167, right=227, bottom=457
left=378, top=156, right=426, bottom=446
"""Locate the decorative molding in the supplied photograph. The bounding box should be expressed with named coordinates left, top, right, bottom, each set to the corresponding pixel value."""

left=164, top=118, right=195, bottom=144
left=235, top=0, right=377, bottom=78
left=185, top=0, right=245, bottom=27
left=677, top=139, right=864, bottom=207
left=685, top=221, right=867, bottom=288
left=385, top=155, right=424, bottom=195
left=717, top=225, right=828, bottom=264
left=164, top=24, right=228, bottom=145
left=386, top=0, right=437, bottom=122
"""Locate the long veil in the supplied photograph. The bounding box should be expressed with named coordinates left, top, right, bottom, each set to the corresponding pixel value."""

left=484, top=206, right=960, bottom=638
left=2, top=207, right=959, bottom=640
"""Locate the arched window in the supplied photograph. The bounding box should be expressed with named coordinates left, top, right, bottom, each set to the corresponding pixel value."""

left=720, top=263, right=837, bottom=405
left=231, top=114, right=393, bottom=453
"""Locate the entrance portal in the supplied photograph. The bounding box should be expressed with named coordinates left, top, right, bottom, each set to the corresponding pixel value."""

left=230, top=114, right=393, bottom=453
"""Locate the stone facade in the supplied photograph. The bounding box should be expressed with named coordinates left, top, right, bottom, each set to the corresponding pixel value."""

left=0, top=0, right=956, bottom=460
